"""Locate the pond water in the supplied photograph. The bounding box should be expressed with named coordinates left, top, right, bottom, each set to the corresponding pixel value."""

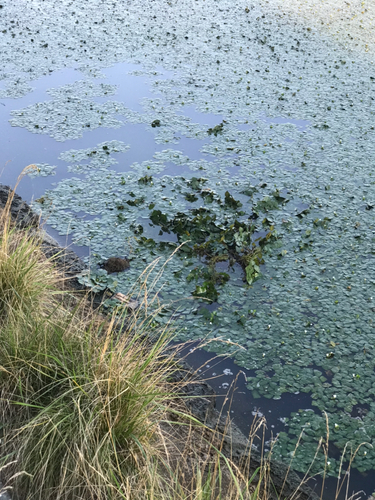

left=1, top=0, right=375, bottom=497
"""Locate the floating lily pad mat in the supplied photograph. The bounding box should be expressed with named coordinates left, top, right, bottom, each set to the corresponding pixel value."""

left=2, top=0, right=375, bottom=484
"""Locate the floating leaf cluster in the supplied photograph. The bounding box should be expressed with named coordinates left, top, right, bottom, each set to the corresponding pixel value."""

left=27, top=163, right=56, bottom=178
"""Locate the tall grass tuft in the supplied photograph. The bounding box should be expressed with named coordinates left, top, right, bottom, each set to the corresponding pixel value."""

left=0, top=225, right=55, bottom=321
left=0, top=168, right=57, bottom=322
left=0, top=299, right=178, bottom=500
left=0, top=181, right=177, bottom=499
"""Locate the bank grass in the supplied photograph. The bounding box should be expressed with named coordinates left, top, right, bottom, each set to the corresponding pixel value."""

left=0, top=305, right=178, bottom=500
left=0, top=172, right=58, bottom=323
left=0, top=183, right=173, bottom=498
left=159, top=412, right=268, bottom=500
left=0, top=302, right=268, bottom=499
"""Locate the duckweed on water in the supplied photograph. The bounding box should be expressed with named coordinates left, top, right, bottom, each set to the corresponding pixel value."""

left=2, top=0, right=375, bottom=478
left=27, top=163, right=57, bottom=178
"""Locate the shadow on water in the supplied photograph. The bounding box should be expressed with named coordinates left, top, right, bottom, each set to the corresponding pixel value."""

left=177, top=343, right=372, bottom=500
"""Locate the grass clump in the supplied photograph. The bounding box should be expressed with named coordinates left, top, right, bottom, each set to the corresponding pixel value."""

left=0, top=182, right=56, bottom=322
left=0, top=225, right=53, bottom=320
left=0, top=308, right=174, bottom=500
left=0, top=184, right=178, bottom=499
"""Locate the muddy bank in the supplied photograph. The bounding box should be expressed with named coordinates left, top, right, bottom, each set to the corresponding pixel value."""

left=0, top=183, right=318, bottom=500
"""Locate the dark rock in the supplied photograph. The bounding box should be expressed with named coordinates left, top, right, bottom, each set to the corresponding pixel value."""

left=101, top=257, right=130, bottom=273
left=40, top=237, right=86, bottom=279
left=0, top=185, right=39, bottom=228
left=151, top=119, right=161, bottom=127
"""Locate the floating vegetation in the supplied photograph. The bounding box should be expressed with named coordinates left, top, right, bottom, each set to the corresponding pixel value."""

left=147, top=201, right=275, bottom=289
left=10, top=98, right=127, bottom=141
left=77, top=269, right=118, bottom=294
left=61, top=141, right=130, bottom=173
left=27, top=163, right=56, bottom=178
left=138, top=175, right=153, bottom=185
left=207, top=121, right=225, bottom=136
left=2, top=0, right=375, bottom=483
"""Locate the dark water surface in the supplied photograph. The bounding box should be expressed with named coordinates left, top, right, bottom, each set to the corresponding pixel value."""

left=1, top=0, right=375, bottom=497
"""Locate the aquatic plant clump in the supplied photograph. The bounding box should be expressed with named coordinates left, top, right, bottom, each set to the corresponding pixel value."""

left=1, top=0, right=375, bottom=480
left=36, top=171, right=281, bottom=300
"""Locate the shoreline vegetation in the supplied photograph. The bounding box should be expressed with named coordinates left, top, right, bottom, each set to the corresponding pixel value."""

left=0, top=176, right=355, bottom=500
